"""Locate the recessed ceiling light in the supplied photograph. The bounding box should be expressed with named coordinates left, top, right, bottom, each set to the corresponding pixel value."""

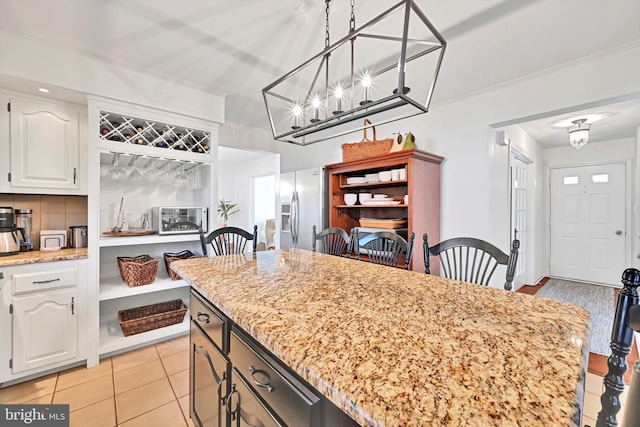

left=37, top=87, right=50, bottom=93
left=552, top=112, right=613, bottom=128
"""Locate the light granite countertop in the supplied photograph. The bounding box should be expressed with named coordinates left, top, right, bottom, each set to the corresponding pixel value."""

left=0, top=248, right=88, bottom=266
left=172, top=249, right=591, bottom=427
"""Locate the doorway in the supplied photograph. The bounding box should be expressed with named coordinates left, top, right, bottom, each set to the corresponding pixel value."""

left=549, top=163, right=626, bottom=286
left=510, top=152, right=530, bottom=289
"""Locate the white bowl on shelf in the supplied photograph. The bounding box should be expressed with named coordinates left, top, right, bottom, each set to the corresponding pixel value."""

left=373, top=194, right=387, bottom=199
left=358, top=193, right=373, bottom=204
left=379, top=171, right=392, bottom=182
left=344, top=193, right=357, bottom=206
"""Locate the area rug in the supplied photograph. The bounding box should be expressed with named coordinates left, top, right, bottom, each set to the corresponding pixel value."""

left=536, top=279, right=615, bottom=356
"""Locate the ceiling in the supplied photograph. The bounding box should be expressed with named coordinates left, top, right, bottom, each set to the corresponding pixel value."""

left=1, top=0, right=639, bottom=145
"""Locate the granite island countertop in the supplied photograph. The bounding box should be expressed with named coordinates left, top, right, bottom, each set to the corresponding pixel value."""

left=0, top=248, right=88, bottom=267
left=172, top=249, right=591, bottom=427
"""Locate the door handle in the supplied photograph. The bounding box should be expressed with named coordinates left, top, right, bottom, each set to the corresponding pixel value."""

left=616, top=230, right=623, bottom=235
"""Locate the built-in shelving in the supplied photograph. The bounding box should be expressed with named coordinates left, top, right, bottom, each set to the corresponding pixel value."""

left=99, top=277, right=190, bottom=301
left=88, top=96, right=218, bottom=364
left=99, top=233, right=202, bottom=247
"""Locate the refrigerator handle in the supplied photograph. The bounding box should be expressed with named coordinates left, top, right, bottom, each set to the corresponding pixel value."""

left=291, top=191, right=299, bottom=246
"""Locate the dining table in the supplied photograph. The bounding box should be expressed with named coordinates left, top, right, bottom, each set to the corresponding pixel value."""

left=172, top=248, right=591, bottom=427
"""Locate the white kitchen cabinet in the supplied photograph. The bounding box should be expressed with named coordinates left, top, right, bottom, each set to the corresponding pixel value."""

left=11, top=288, right=78, bottom=373
left=1, top=92, right=86, bottom=193
left=87, top=96, right=219, bottom=365
left=0, top=259, right=87, bottom=384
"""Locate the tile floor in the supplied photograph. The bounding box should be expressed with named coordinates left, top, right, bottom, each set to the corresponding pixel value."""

left=0, top=335, right=194, bottom=427
left=0, top=333, right=631, bottom=427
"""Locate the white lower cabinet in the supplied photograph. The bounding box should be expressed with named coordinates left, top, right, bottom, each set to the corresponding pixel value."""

left=12, top=288, right=78, bottom=373
left=0, top=259, right=87, bottom=384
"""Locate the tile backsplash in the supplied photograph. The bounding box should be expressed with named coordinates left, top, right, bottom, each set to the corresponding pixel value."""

left=0, top=194, right=88, bottom=250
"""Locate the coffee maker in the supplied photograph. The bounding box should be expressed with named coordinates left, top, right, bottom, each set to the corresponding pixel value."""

left=0, top=207, right=27, bottom=257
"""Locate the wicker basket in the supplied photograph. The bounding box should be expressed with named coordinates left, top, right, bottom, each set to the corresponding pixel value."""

left=117, top=299, right=188, bottom=336
left=117, top=255, right=158, bottom=287
left=163, top=250, right=198, bottom=280
left=341, top=119, right=394, bottom=162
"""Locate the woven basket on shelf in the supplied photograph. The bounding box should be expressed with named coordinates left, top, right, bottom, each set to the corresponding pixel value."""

left=117, top=299, right=188, bottom=337
left=117, top=255, right=158, bottom=287
left=163, top=250, right=198, bottom=281
left=341, top=119, right=394, bottom=162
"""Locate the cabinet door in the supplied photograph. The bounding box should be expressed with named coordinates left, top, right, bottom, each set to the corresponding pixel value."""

left=228, top=368, right=284, bottom=427
left=191, top=321, right=229, bottom=427
left=12, top=289, right=78, bottom=373
left=10, top=97, right=79, bottom=189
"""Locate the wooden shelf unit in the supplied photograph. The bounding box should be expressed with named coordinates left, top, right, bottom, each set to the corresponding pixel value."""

left=325, top=149, right=443, bottom=273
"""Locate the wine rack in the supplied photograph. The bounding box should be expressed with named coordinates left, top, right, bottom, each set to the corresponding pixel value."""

left=99, top=111, right=210, bottom=154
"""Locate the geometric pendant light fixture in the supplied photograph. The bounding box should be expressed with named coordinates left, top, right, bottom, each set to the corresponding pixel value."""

left=262, top=0, right=446, bottom=146
left=567, top=119, right=590, bottom=149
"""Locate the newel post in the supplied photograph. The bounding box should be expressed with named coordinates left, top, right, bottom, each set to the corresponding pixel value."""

left=596, top=268, right=640, bottom=427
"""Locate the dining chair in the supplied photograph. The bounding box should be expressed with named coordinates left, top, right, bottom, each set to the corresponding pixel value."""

left=423, top=234, right=520, bottom=290
left=312, top=226, right=351, bottom=257
left=203, top=225, right=258, bottom=256
left=163, top=221, right=207, bottom=256
left=591, top=268, right=640, bottom=427
left=355, top=229, right=415, bottom=270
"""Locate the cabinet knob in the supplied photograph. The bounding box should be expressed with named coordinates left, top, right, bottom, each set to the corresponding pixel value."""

left=196, top=312, right=210, bottom=324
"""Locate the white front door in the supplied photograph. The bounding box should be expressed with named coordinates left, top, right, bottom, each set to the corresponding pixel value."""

left=549, top=163, right=626, bottom=285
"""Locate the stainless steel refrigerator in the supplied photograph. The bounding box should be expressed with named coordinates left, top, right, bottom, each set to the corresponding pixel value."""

left=279, top=167, right=327, bottom=250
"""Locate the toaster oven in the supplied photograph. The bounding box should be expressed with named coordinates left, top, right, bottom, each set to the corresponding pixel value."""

left=154, top=207, right=208, bottom=235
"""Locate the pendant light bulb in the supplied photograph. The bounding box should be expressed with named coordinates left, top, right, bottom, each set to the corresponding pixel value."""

left=360, top=74, right=372, bottom=105
left=311, top=96, right=321, bottom=123
left=333, top=85, right=344, bottom=115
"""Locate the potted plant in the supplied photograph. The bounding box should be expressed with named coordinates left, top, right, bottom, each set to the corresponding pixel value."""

left=217, top=199, right=239, bottom=227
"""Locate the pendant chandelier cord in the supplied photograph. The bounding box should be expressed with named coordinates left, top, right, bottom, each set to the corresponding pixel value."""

left=325, top=0, right=331, bottom=48
left=350, top=0, right=356, bottom=32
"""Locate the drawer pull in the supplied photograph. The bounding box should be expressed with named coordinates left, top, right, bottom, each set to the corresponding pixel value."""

left=249, top=365, right=275, bottom=392
left=217, top=372, right=228, bottom=403
left=196, top=312, right=210, bottom=324
left=226, top=384, right=238, bottom=421
left=33, top=278, right=60, bottom=285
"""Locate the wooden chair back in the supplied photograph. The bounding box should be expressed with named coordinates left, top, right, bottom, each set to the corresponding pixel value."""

left=203, top=225, right=258, bottom=256
left=356, top=230, right=415, bottom=270
left=312, top=226, right=351, bottom=257
left=163, top=221, right=207, bottom=256
left=424, top=234, right=519, bottom=290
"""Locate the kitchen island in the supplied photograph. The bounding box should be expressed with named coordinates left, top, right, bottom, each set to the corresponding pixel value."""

left=172, top=249, right=590, bottom=427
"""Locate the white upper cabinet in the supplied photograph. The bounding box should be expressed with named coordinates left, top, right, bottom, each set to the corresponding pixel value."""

left=0, top=91, right=87, bottom=194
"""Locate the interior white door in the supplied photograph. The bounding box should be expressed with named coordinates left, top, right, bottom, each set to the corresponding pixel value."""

left=511, top=156, right=528, bottom=289
left=549, top=163, right=626, bottom=285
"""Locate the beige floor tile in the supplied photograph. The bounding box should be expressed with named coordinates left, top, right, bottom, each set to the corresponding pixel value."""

left=118, top=401, right=187, bottom=427
left=168, top=369, right=189, bottom=398
left=585, top=372, right=603, bottom=395
left=69, top=397, right=116, bottom=427
left=115, top=377, right=175, bottom=423
left=177, top=395, right=192, bottom=424
left=583, top=391, right=602, bottom=420
left=53, top=375, right=114, bottom=412
left=161, top=350, right=189, bottom=376
left=583, top=415, right=596, bottom=426
left=112, top=345, right=159, bottom=373
left=114, top=360, right=166, bottom=395
left=24, top=393, right=54, bottom=404
left=0, top=373, right=58, bottom=404
left=57, top=359, right=112, bottom=391
left=156, top=335, right=189, bottom=359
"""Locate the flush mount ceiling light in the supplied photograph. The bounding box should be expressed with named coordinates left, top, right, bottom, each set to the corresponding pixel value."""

left=567, top=119, right=590, bottom=149
left=262, top=0, right=446, bottom=146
